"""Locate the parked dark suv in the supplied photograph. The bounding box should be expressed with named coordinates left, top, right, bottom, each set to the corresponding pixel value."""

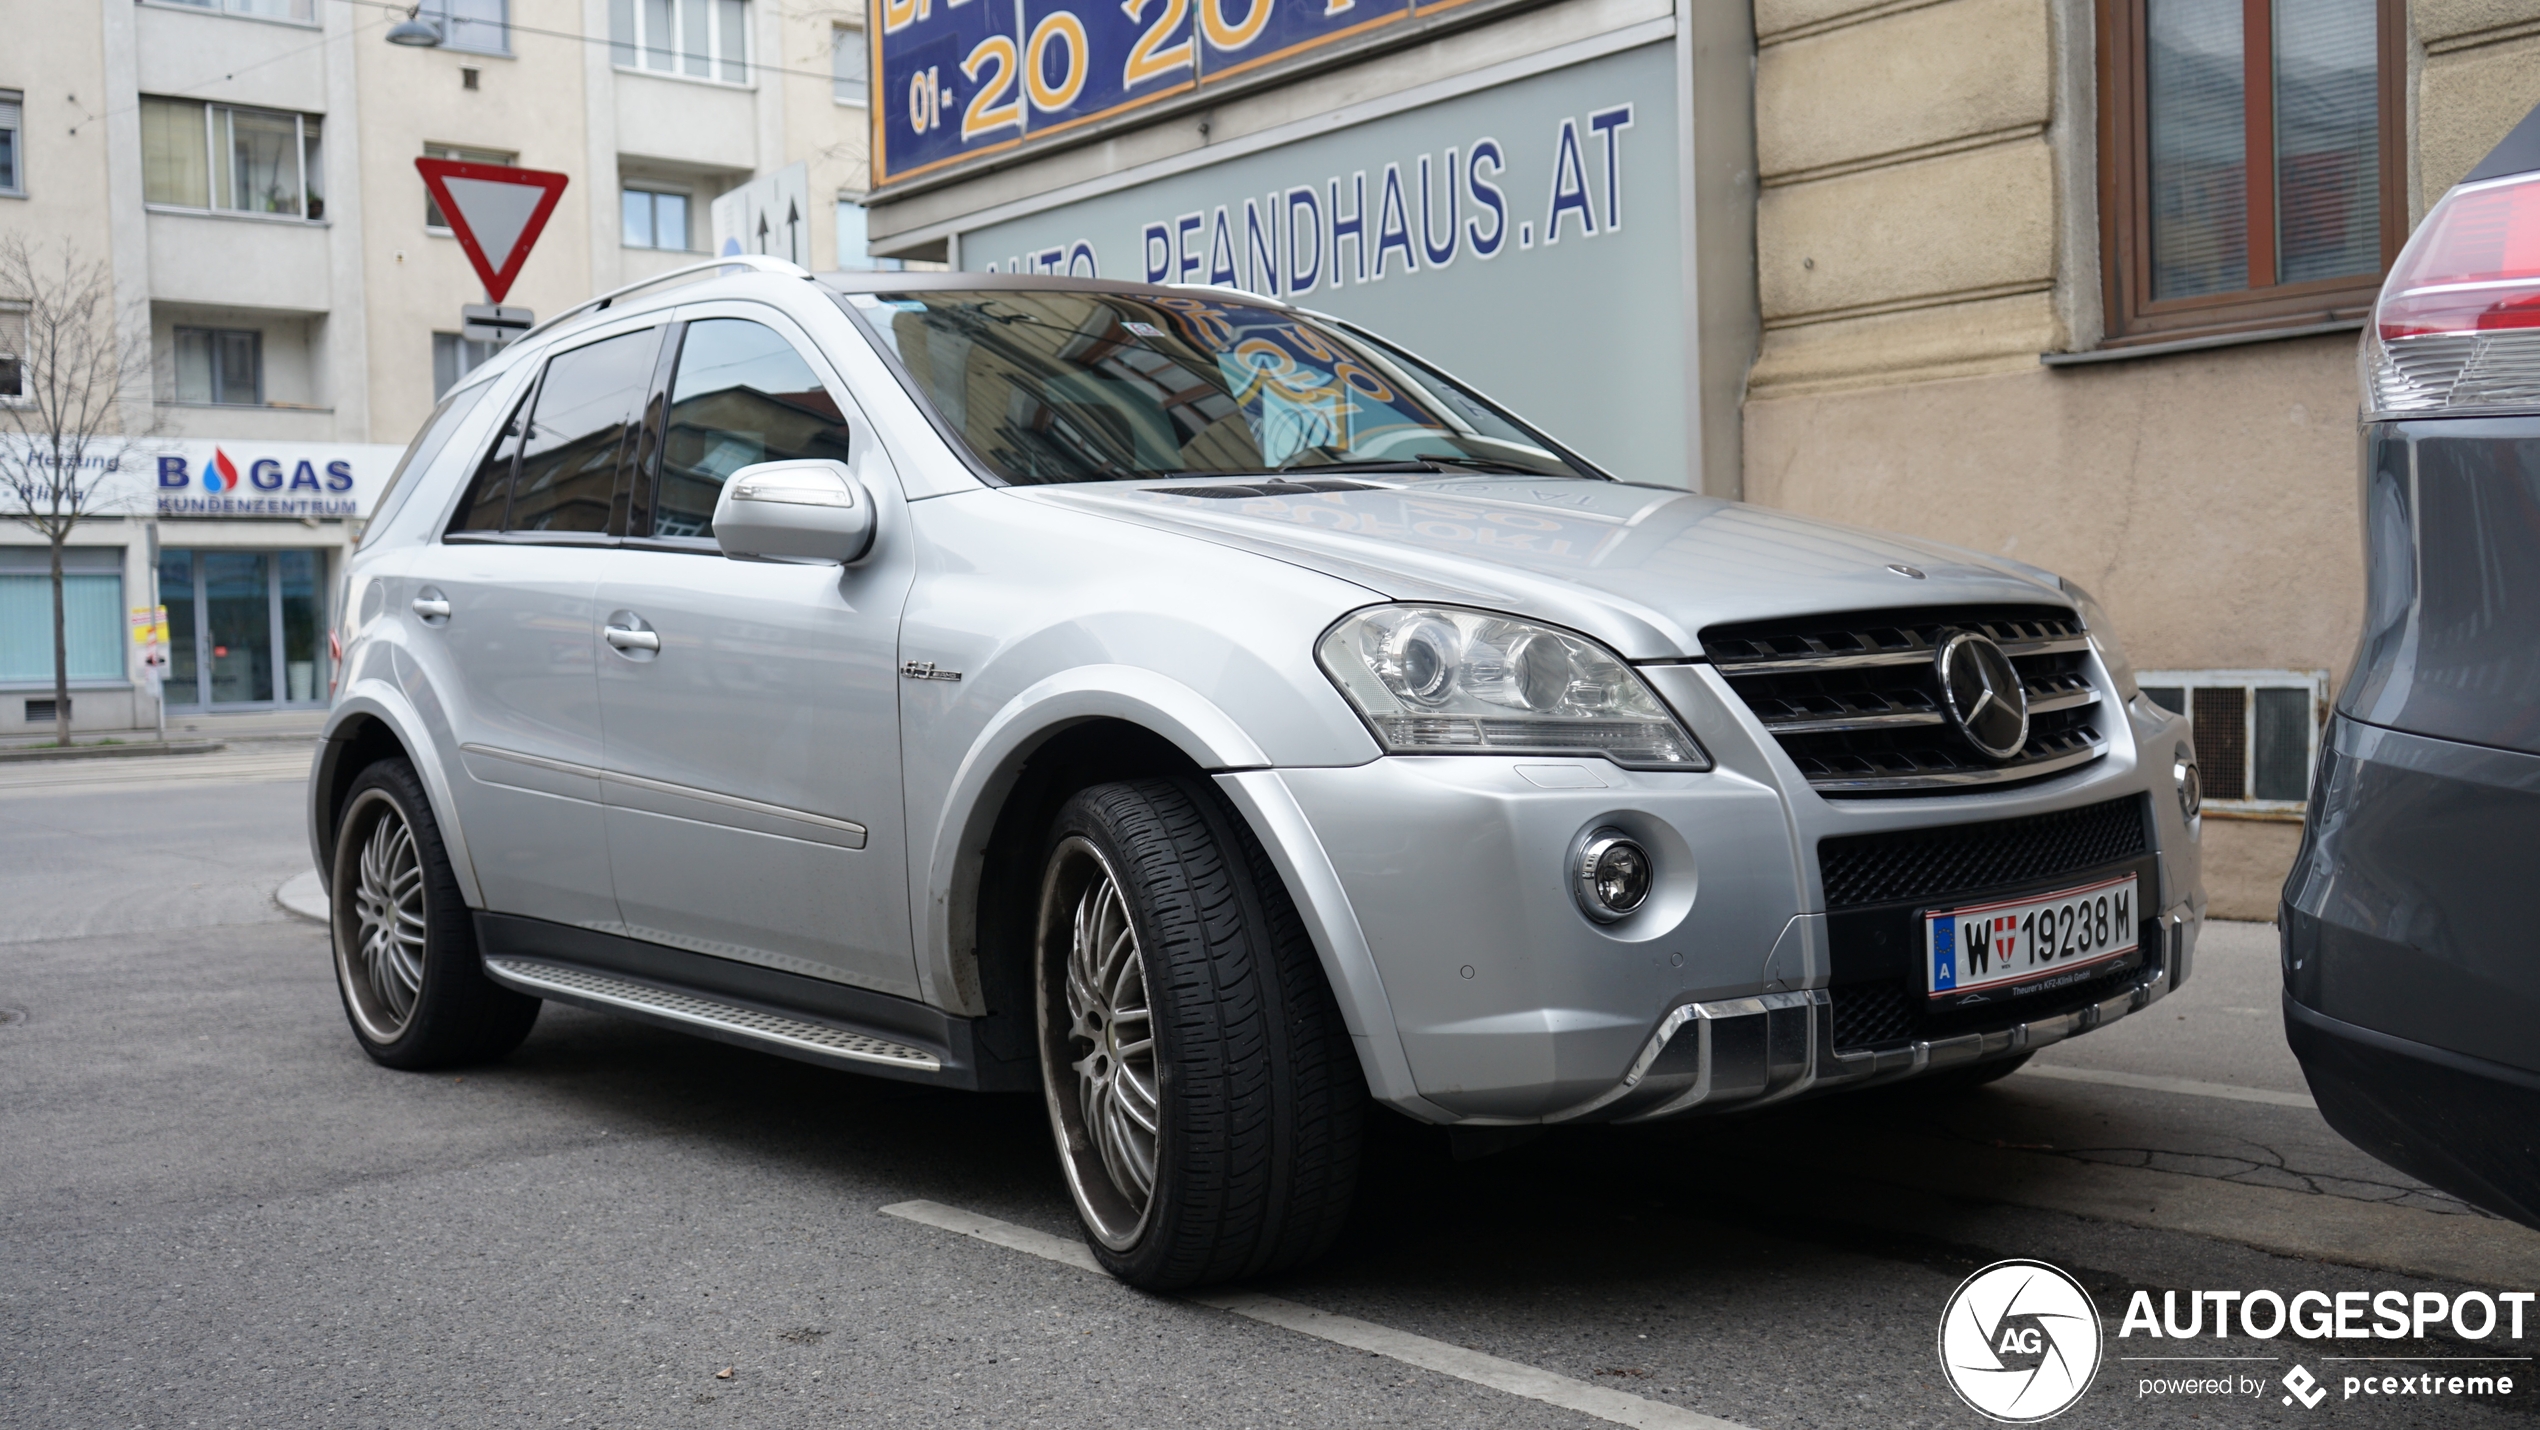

left=2284, top=102, right=2540, bottom=1228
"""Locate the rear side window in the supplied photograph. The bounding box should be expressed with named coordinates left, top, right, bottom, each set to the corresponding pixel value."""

left=446, top=386, right=529, bottom=533
left=652, top=318, right=852, bottom=540
left=510, top=328, right=664, bottom=534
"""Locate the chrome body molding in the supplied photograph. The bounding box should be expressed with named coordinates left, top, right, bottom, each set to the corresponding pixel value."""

left=482, top=956, right=940, bottom=1071
left=1538, top=908, right=2192, bottom=1125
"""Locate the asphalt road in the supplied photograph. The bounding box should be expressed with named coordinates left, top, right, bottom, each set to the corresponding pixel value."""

left=5, top=754, right=2538, bottom=1428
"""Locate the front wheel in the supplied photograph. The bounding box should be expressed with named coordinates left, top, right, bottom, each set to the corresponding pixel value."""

left=330, top=757, right=539, bottom=1069
left=1034, top=778, right=1364, bottom=1289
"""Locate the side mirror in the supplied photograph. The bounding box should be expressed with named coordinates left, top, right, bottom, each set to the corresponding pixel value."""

left=712, top=459, right=876, bottom=564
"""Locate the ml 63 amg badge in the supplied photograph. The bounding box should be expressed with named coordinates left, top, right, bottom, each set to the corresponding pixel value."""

left=1940, top=1259, right=2103, bottom=1422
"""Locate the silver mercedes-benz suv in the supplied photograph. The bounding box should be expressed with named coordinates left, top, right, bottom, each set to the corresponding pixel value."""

left=310, top=257, right=2205, bottom=1288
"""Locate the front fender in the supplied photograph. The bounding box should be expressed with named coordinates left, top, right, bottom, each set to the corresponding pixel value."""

left=310, top=679, right=481, bottom=909
left=915, top=664, right=1305, bottom=1013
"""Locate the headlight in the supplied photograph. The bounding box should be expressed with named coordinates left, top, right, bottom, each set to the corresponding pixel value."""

left=2174, top=742, right=2202, bottom=820
left=1316, top=605, right=1709, bottom=769
left=2058, top=577, right=2140, bottom=699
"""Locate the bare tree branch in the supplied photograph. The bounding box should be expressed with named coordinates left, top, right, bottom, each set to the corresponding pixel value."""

left=0, top=235, right=161, bottom=744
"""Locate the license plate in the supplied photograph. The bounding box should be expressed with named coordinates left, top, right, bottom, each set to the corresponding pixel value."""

left=1926, top=875, right=2138, bottom=998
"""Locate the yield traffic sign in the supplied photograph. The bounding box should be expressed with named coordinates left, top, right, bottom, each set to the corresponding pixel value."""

left=414, top=159, right=568, bottom=304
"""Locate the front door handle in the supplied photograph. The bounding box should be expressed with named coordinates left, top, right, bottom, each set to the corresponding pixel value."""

left=605, top=627, right=660, bottom=652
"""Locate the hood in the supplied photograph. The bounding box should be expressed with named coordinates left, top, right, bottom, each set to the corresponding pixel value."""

left=1018, top=474, right=2069, bottom=660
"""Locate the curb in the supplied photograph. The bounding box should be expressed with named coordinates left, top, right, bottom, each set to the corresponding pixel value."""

left=277, top=870, right=329, bottom=924
left=0, top=740, right=227, bottom=763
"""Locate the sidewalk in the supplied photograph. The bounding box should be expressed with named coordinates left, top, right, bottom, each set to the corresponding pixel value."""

left=0, top=708, right=327, bottom=754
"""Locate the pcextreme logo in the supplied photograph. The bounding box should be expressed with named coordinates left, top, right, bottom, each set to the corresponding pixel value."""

left=1939, top=1260, right=2103, bottom=1423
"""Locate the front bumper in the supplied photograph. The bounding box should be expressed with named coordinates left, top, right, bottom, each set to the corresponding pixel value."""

left=1553, top=910, right=2191, bottom=1122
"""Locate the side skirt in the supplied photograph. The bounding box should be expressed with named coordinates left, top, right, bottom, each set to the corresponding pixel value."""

left=473, top=913, right=1034, bottom=1091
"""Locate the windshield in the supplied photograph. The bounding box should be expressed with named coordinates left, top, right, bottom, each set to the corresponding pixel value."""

left=837, top=288, right=1599, bottom=486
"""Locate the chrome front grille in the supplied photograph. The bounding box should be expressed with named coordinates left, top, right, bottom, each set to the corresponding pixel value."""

left=1702, top=605, right=2108, bottom=795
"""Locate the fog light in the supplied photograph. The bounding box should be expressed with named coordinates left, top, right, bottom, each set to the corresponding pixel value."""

left=1573, top=827, right=1652, bottom=923
left=2174, top=743, right=2201, bottom=820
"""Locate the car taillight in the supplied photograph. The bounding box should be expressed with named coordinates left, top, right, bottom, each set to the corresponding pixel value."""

left=2366, top=169, right=2540, bottom=414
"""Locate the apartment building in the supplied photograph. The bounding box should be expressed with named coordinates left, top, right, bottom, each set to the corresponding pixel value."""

left=1, top=0, right=882, bottom=733
left=859, top=0, right=2537, bottom=914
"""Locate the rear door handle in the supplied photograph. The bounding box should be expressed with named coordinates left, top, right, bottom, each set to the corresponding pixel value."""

left=411, top=595, right=450, bottom=622
left=605, top=627, right=660, bottom=652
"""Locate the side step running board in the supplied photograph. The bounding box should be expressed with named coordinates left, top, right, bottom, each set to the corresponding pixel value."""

left=483, top=956, right=944, bottom=1074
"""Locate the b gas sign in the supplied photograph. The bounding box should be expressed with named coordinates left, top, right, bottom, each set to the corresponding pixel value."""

left=150, top=440, right=402, bottom=519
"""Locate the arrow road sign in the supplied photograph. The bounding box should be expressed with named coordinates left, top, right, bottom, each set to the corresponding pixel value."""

left=415, top=158, right=568, bottom=304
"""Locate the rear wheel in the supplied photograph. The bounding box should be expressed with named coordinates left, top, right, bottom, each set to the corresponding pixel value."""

left=1034, top=777, right=1364, bottom=1289
left=330, top=758, right=539, bottom=1069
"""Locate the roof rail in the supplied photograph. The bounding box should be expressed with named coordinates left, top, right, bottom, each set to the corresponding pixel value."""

left=516, top=254, right=812, bottom=343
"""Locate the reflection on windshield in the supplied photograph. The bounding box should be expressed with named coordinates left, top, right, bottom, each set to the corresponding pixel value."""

left=838, top=288, right=1594, bottom=486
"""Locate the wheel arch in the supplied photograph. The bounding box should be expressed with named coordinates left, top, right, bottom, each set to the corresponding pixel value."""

left=924, top=667, right=1425, bottom=1115
left=310, top=694, right=482, bottom=908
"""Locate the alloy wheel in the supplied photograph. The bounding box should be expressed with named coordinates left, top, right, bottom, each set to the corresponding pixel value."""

left=1037, top=835, right=1160, bottom=1250
left=337, top=791, right=427, bottom=1043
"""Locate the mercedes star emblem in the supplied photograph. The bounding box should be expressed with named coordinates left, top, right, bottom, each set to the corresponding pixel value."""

left=1934, top=631, right=2029, bottom=761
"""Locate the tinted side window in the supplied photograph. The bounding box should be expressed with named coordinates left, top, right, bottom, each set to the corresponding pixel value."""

left=654, top=319, right=852, bottom=540
left=446, top=385, right=531, bottom=533
left=510, top=328, right=662, bottom=534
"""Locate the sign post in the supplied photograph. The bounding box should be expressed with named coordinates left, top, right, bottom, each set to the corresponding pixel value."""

left=415, top=158, right=570, bottom=334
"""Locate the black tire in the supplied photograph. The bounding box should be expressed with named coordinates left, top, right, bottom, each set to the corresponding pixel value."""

left=1033, top=777, right=1365, bottom=1290
left=329, top=757, right=539, bottom=1069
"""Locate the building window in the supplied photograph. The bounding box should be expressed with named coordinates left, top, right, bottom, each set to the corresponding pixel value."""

left=148, top=0, right=317, bottom=24
left=420, top=0, right=508, bottom=54
left=0, top=553, right=124, bottom=686
left=0, top=306, right=23, bottom=401
left=2096, top=0, right=2401, bottom=343
left=433, top=332, right=498, bottom=399
left=622, top=187, right=691, bottom=250
left=608, top=0, right=751, bottom=84
left=2139, top=670, right=2324, bottom=812
left=832, top=25, right=867, bottom=105
left=833, top=198, right=902, bottom=271
left=172, top=327, right=263, bottom=406
left=140, top=98, right=324, bottom=220
left=423, top=144, right=513, bottom=230
left=0, top=90, right=23, bottom=195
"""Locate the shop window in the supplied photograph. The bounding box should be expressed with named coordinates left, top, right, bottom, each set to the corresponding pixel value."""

left=607, top=0, right=751, bottom=84
left=156, top=548, right=328, bottom=707
left=1, top=90, right=23, bottom=196
left=420, top=0, right=508, bottom=54
left=140, top=98, right=324, bottom=220
left=0, top=557, right=125, bottom=684
left=621, top=186, right=691, bottom=250
left=172, top=327, right=262, bottom=406
left=832, top=25, right=867, bottom=106
left=2095, top=0, right=2402, bottom=343
left=2139, top=670, right=2324, bottom=810
left=434, top=331, right=498, bottom=398
left=424, top=144, right=514, bottom=230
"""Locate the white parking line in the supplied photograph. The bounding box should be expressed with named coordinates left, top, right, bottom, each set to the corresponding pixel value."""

left=880, top=1199, right=1753, bottom=1430
left=2018, top=1061, right=2318, bottom=1109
